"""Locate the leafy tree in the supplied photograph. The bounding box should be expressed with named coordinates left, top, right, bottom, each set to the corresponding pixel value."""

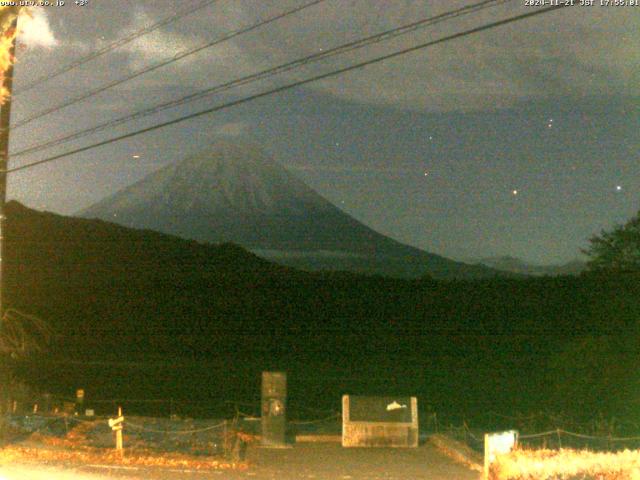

left=0, top=308, right=52, bottom=358
left=583, top=210, right=640, bottom=272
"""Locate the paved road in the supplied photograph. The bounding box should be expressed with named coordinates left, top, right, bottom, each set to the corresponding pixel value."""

left=0, top=442, right=480, bottom=480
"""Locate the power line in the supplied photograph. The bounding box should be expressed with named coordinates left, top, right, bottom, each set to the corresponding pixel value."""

left=11, top=0, right=328, bottom=130
left=5, top=4, right=572, bottom=174
left=13, top=0, right=219, bottom=96
left=10, top=0, right=508, bottom=158
left=11, top=0, right=506, bottom=153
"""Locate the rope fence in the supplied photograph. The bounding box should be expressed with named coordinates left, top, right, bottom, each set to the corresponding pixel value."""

left=441, top=421, right=640, bottom=456
left=288, top=413, right=340, bottom=425
left=7, top=390, right=640, bottom=456
left=125, top=419, right=227, bottom=435
left=517, top=428, right=640, bottom=451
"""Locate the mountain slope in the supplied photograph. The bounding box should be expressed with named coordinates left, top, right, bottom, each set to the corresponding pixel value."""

left=79, top=140, right=498, bottom=279
left=476, top=256, right=586, bottom=276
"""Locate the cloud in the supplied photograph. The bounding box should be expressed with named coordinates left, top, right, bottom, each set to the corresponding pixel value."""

left=123, top=8, right=193, bottom=66
left=18, top=8, right=57, bottom=48
left=226, top=0, right=640, bottom=112
left=23, top=1, right=638, bottom=114
left=211, top=121, right=250, bottom=137
left=121, top=4, right=258, bottom=91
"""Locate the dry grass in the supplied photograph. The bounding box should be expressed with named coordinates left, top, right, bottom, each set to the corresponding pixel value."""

left=429, top=434, right=483, bottom=472
left=0, top=420, right=247, bottom=471
left=491, top=448, right=640, bottom=480
left=0, top=443, right=247, bottom=470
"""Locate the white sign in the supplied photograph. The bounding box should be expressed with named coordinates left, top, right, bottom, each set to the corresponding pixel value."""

left=486, top=430, right=518, bottom=464
left=108, top=416, right=124, bottom=429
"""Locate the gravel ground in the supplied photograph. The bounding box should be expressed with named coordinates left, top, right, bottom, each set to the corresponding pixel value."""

left=0, top=442, right=480, bottom=480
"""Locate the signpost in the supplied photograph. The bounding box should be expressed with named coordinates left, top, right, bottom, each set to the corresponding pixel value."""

left=108, top=407, right=124, bottom=454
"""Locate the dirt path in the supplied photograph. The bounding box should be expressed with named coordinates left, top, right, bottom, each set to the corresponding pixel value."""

left=239, top=442, right=481, bottom=480
left=0, top=442, right=479, bottom=479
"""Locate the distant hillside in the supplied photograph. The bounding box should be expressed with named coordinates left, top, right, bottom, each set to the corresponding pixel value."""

left=475, top=256, right=586, bottom=276
left=79, top=140, right=500, bottom=280
left=4, top=202, right=638, bottom=423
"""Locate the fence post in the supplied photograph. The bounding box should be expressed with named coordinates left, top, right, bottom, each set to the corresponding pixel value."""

left=483, top=433, right=489, bottom=480
left=116, top=406, right=123, bottom=454
left=75, top=389, right=84, bottom=415
left=556, top=429, right=562, bottom=448
left=223, top=419, right=228, bottom=451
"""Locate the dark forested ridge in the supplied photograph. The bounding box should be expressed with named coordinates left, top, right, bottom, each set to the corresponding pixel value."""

left=4, top=201, right=639, bottom=423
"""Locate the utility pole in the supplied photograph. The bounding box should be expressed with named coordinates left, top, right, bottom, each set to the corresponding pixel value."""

left=0, top=13, right=19, bottom=325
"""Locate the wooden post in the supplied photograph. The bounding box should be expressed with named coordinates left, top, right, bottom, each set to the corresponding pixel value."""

left=75, top=389, right=85, bottom=415
left=464, top=420, right=468, bottom=445
left=116, top=406, right=123, bottom=453
left=341, top=394, right=349, bottom=447
left=223, top=419, right=228, bottom=454
left=483, top=433, right=489, bottom=480
left=108, top=407, right=125, bottom=455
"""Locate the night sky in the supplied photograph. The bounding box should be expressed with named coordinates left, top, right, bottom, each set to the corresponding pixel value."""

left=6, top=0, right=639, bottom=265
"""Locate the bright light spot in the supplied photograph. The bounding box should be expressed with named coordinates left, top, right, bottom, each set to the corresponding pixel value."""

left=512, top=189, right=518, bottom=195
left=424, top=171, right=429, bottom=176
left=616, top=185, right=622, bottom=191
left=17, top=8, right=58, bottom=48
left=132, top=155, right=140, bottom=159
left=428, top=136, right=433, bottom=140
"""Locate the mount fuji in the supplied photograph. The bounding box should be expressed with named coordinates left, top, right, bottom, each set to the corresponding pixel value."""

left=79, top=140, right=499, bottom=279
